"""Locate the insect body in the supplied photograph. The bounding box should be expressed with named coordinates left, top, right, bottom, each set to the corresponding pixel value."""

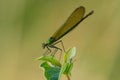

left=42, top=6, right=94, bottom=55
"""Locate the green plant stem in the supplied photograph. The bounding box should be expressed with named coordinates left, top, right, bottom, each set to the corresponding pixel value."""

left=66, top=75, right=70, bottom=80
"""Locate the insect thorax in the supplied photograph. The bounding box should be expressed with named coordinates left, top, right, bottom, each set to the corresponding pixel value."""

left=47, top=37, right=56, bottom=44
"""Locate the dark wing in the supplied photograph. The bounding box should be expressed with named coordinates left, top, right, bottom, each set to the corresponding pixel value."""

left=52, top=6, right=85, bottom=41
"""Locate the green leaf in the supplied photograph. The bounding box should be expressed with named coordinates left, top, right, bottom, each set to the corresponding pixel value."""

left=64, top=63, right=73, bottom=75
left=36, top=55, right=61, bottom=67
left=58, top=63, right=68, bottom=80
left=41, top=62, right=60, bottom=80
left=38, top=47, right=77, bottom=80
left=63, top=47, right=76, bottom=76
left=64, top=48, right=71, bottom=63
left=64, top=47, right=76, bottom=75
left=69, top=47, right=76, bottom=62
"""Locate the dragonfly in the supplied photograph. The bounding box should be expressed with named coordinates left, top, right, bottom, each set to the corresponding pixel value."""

left=42, top=6, right=94, bottom=56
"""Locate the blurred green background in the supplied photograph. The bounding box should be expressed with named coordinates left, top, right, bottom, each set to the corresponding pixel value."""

left=0, top=0, right=120, bottom=80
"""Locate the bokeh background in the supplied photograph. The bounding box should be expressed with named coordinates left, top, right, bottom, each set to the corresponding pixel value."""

left=0, top=0, right=120, bottom=80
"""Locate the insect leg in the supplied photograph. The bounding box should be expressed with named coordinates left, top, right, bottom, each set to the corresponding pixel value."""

left=43, top=46, right=51, bottom=55
left=50, top=45, right=62, bottom=60
left=52, top=40, right=66, bottom=52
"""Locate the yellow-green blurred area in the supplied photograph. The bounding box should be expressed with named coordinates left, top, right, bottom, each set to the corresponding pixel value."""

left=0, top=0, right=120, bottom=80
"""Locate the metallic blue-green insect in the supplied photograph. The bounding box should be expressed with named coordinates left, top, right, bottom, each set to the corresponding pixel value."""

left=42, top=6, right=94, bottom=55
